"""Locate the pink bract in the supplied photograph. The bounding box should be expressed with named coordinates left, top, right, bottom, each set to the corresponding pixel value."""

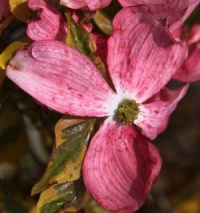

left=170, top=0, right=200, bottom=32
left=27, top=0, right=67, bottom=41
left=6, top=6, right=188, bottom=212
left=83, top=118, right=161, bottom=213
left=60, top=0, right=112, bottom=10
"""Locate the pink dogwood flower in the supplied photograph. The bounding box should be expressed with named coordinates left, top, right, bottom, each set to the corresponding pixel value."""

left=6, top=6, right=188, bottom=212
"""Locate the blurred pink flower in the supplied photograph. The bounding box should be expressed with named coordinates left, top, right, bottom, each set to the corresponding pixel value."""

left=60, top=0, right=112, bottom=10
left=174, top=24, right=200, bottom=82
left=118, top=0, right=200, bottom=32
left=6, top=6, right=188, bottom=212
left=0, top=0, right=10, bottom=18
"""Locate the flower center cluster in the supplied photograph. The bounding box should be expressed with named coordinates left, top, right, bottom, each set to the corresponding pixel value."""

left=117, top=99, right=140, bottom=125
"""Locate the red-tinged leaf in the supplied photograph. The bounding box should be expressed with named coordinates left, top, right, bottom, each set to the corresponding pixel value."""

left=31, top=118, right=95, bottom=195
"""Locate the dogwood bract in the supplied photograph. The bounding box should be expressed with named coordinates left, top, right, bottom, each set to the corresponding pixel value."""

left=26, top=0, right=67, bottom=42
left=6, top=6, right=188, bottom=212
left=60, top=0, right=111, bottom=10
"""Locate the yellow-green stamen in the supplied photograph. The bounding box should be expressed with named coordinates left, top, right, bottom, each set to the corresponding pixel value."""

left=117, top=99, right=140, bottom=125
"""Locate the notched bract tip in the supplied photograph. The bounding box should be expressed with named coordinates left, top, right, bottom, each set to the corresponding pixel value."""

left=158, top=17, right=168, bottom=27
left=8, top=62, right=20, bottom=71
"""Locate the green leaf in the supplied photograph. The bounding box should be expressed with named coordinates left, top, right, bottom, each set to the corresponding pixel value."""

left=65, top=12, right=96, bottom=60
left=66, top=12, right=107, bottom=78
left=35, top=178, right=86, bottom=213
left=32, top=118, right=95, bottom=195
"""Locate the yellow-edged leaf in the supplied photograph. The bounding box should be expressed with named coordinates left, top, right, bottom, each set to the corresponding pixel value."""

left=0, top=38, right=29, bottom=69
left=66, top=12, right=107, bottom=78
left=31, top=118, right=95, bottom=195
left=35, top=179, right=85, bottom=213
